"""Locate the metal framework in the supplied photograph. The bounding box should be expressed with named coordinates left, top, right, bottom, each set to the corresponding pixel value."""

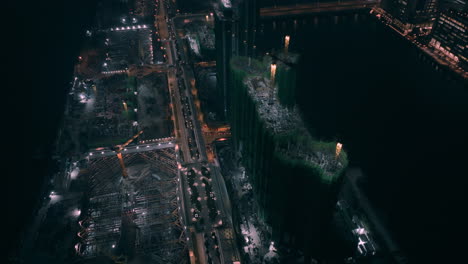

left=76, top=148, right=187, bottom=263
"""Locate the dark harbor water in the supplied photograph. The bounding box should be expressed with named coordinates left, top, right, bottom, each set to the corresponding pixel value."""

left=258, top=12, right=467, bottom=262
left=177, top=0, right=215, bottom=13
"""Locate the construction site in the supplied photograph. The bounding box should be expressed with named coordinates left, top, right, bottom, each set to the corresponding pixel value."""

left=185, top=20, right=216, bottom=62
left=75, top=146, right=188, bottom=263
left=104, top=25, right=154, bottom=73
left=61, top=68, right=173, bottom=153
left=173, top=14, right=216, bottom=63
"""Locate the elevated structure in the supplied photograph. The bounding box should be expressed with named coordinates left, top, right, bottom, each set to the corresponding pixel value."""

left=230, top=56, right=348, bottom=260
left=270, top=51, right=300, bottom=108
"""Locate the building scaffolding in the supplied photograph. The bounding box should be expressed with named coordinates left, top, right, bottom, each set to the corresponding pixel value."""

left=76, top=148, right=187, bottom=263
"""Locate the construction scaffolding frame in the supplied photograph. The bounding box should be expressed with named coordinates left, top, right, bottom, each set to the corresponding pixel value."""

left=77, top=148, right=187, bottom=263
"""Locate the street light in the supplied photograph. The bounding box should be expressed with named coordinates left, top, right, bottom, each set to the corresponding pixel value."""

left=336, top=142, right=343, bottom=158
left=270, top=63, right=277, bottom=85
left=284, top=35, right=290, bottom=54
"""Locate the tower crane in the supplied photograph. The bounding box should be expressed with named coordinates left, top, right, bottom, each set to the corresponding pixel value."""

left=112, top=130, right=143, bottom=178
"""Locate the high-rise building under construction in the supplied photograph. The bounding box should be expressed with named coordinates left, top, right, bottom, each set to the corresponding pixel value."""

left=214, top=0, right=259, bottom=119
left=214, top=0, right=238, bottom=119
left=236, top=0, right=259, bottom=57
left=230, top=55, right=348, bottom=260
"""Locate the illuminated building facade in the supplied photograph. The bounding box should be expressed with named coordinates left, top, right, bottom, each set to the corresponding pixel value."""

left=429, top=9, right=468, bottom=70
left=439, top=0, right=467, bottom=12
left=383, top=0, right=439, bottom=31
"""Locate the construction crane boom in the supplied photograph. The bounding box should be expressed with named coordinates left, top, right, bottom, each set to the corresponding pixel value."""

left=114, top=130, right=143, bottom=178
left=117, top=130, right=144, bottom=152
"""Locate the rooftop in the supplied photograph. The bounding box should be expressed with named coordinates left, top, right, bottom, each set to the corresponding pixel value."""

left=245, top=75, right=302, bottom=134
left=231, top=56, right=347, bottom=179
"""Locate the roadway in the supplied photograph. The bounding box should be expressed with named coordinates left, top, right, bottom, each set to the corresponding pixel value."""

left=87, top=140, right=175, bottom=159
left=155, top=0, right=193, bottom=163
left=159, top=5, right=240, bottom=263
left=156, top=1, right=215, bottom=263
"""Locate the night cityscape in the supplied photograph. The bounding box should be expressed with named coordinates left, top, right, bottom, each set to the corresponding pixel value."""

left=15, top=0, right=468, bottom=263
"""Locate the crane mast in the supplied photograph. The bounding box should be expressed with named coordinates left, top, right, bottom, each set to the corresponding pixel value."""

left=114, top=130, right=143, bottom=178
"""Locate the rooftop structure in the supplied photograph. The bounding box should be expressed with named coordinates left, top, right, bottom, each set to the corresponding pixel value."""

left=232, top=56, right=346, bottom=178
left=245, top=76, right=300, bottom=133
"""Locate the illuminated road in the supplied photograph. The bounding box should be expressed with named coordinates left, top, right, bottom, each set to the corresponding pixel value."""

left=260, top=0, right=379, bottom=17
left=162, top=9, right=240, bottom=264
left=195, top=61, right=216, bottom=68
left=87, top=140, right=175, bottom=159
left=155, top=0, right=192, bottom=163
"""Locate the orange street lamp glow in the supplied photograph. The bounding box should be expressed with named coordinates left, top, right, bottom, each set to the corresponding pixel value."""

left=336, top=142, right=343, bottom=158
left=270, top=63, right=277, bottom=85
